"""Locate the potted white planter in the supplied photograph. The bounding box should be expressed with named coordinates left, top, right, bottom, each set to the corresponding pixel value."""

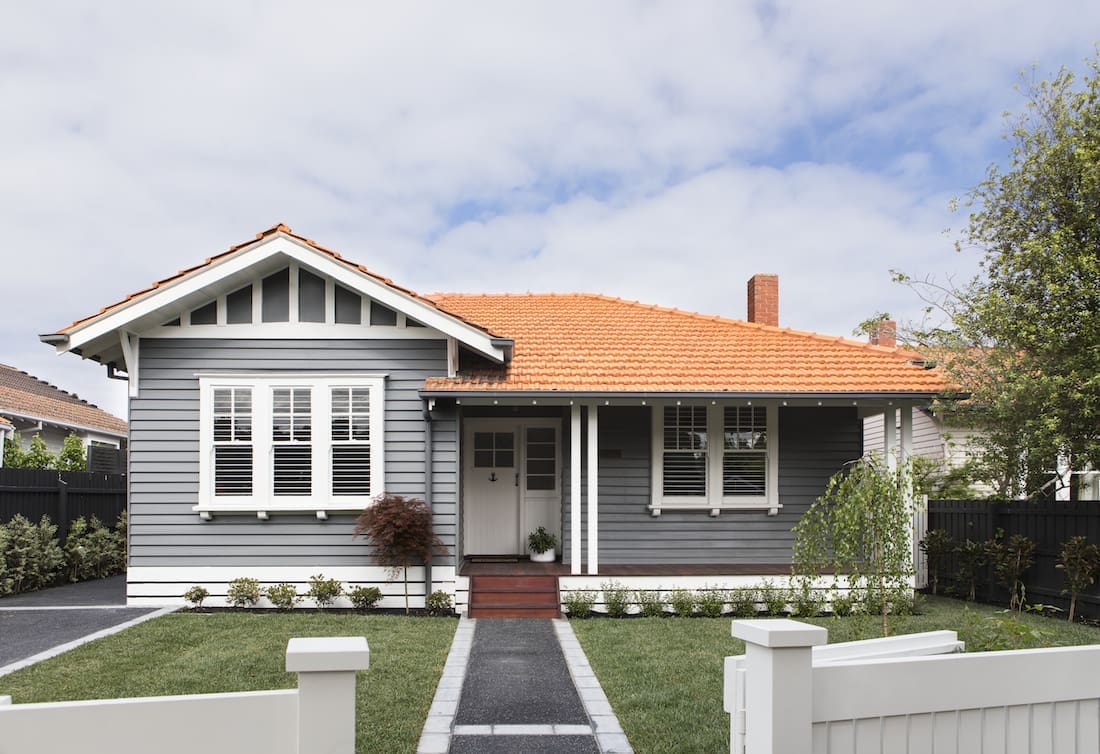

left=528, top=526, right=558, bottom=563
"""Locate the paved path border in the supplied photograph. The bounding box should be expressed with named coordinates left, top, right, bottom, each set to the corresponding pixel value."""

left=418, top=616, right=476, bottom=753
left=417, top=617, right=633, bottom=753
left=0, top=605, right=177, bottom=678
left=554, top=619, right=633, bottom=753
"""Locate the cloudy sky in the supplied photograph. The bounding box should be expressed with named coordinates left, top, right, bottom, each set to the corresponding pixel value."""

left=3, top=2, right=1097, bottom=420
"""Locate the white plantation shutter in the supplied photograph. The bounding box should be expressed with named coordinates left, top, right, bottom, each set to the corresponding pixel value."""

left=663, top=406, right=708, bottom=496
left=272, top=388, right=312, bottom=495
left=213, top=388, right=253, bottom=495
left=331, top=387, right=372, bottom=496
left=723, top=406, right=767, bottom=496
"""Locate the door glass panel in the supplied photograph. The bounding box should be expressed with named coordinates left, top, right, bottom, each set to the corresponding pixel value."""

left=472, top=431, right=516, bottom=468
left=525, top=426, right=556, bottom=491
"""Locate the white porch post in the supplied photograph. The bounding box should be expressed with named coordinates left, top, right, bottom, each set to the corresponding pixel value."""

left=570, top=403, right=582, bottom=575
left=730, top=619, right=827, bottom=754
left=587, top=404, right=599, bottom=576
left=883, top=407, right=897, bottom=472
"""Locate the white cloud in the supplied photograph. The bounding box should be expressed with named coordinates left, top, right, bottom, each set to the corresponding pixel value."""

left=1, top=1, right=1097, bottom=418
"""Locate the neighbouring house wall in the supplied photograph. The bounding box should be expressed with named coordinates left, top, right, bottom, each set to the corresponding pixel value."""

left=863, top=407, right=943, bottom=462
left=128, top=338, right=451, bottom=572
left=563, top=405, right=860, bottom=565
left=5, top=421, right=92, bottom=455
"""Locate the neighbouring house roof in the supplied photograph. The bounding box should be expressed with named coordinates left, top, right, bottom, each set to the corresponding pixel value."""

left=0, top=364, right=127, bottom=437
left=423, top=293, right=946, bottom=396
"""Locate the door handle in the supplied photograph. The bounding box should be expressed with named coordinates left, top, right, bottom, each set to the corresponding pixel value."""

left=489, top=472, right=497, bottom=482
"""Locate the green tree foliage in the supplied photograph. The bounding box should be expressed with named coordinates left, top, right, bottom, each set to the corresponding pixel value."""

left=354, top=494, right=447, bottom=614
left=898, top=60, right=1100, bottom=498
left=56, top=434, right=87, bottom=471
left=3, top=433, right=27, bottom=468
left=793, top=456, right=916, bottom=636
left=23, top=435, right=56, bottom=469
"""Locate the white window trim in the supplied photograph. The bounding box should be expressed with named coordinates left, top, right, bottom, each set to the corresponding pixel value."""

left=648, top=402, right=780, bottom=516
left=195, top=372, right=386, bottom=518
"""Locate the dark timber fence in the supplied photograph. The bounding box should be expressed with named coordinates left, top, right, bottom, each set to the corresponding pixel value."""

left=928, top=499, right=1100, bottom=621
left=0, top=467, right=126, bottom=540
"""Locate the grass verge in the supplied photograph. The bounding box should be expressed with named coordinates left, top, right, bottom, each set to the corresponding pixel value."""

left=572, top=596, right=1100, bottom=754
left=0, top=612, right=457, bottom=754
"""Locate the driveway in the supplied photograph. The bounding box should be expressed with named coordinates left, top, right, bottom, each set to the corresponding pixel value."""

left=0, top=576, right=162, bottom=671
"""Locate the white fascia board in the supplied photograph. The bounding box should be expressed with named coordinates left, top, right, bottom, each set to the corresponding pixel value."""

left=63, top=233, right=507, bottom=362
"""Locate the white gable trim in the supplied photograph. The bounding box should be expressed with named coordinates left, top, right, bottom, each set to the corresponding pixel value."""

left=61, top=233, right=507, bottom=362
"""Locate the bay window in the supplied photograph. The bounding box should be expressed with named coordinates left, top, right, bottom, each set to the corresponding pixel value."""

left=197, top=374, right=385, bottom=515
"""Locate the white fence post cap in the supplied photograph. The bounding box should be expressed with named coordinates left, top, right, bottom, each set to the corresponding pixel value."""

left=286, top=636, right=370, bottom=673
left=731, top=619, right=828, bottom=648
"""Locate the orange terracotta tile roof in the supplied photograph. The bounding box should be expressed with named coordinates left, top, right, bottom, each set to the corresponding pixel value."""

left=0, top=364, right=127, bottom=436
left=59, top=224, right=494, bottom=337
left=422, top=294, right=946, bottom=395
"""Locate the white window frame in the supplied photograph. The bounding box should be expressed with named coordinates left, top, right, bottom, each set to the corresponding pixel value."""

left=195, top=373, right=385, bottom=517
left=649, top=402, right=780, bottom=516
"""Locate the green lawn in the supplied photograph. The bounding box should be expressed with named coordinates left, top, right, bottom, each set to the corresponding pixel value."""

left=572, top=596, right=1100, bottom=754
left=0, top=613, right=457, bottom=754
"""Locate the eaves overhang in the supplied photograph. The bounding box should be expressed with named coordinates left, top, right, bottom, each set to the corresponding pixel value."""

left=42, top=231, right=510, bottom=366
left=419, top=388, right=942, bottom=402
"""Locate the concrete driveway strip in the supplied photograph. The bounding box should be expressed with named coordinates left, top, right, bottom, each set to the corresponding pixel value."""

left=0, top=607, right=159, bottom=669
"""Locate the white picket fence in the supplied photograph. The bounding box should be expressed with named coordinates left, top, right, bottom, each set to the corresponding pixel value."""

left=727, top=619, right=1100, bottom=754
left=0, top=636, right=370, bottom=754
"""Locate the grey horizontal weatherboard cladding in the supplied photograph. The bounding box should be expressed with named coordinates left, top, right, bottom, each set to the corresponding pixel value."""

left=563, top=405, right=860, bottom=565
left=129, top=337, right=451, bottom=567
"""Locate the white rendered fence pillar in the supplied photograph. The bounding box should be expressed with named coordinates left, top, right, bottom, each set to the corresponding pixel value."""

left=286, top=636, right=371, bottom=754
left=729, top=619, right=827, bottom=754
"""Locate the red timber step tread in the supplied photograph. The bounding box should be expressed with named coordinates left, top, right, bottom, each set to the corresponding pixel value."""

left=467, top=575, right=560, bottom=618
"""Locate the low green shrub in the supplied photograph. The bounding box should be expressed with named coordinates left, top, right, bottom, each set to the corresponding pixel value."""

left=266, top=582, right=300, bottom=611
left=668, top=589, right=697, bottom=617
left=426, top=590, right=453, bottom=615
left=790, top=582, right=824, bottom=618
left=63, top=515, right=123, bottom=582
left=634, top=589, right=666, bottom=617
left=728, top=587, right=758, bottom=617
left=696, top=589, right=726, bottom=618
left=757, top=580, right=789, bottom=616
left=226, top=577, right=262, bottom=607
left=184, top=585, right=209, bottom=608
left=1, top=514, right=64, bottom=594
left=959, top=607, right=1054, bottom=651
left=563, top=590, right=596, bottom=618
left=307, top=573, right=343, bottom=608
left=602, top=581, right=631, bottom=618
left=348, top=585, right=383, bottom=610
left=829, top=591, right=854, bottom=617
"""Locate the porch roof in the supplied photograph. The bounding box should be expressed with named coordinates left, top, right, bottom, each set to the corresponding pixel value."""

left=423, top=293, right=946, bottom=397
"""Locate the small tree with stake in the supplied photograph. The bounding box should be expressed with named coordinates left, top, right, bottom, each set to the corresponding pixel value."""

left=354, top=494, right=446, bottom=614
left=793, top=455, right=916, bottom=637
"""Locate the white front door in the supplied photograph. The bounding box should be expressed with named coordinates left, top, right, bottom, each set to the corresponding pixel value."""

left=463, top=419, right=561, bottom=556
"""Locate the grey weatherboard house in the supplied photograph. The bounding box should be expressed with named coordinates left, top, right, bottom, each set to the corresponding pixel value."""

left=42, top=225, right=945, bottom=611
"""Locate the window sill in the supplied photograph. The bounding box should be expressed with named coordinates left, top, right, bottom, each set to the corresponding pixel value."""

left=192, top=503, right=367, bottom=521
left=646, top=502, right=782, bottom=518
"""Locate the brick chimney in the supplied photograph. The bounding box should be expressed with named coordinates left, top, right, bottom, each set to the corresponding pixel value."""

left=746, top=274, right=779, bottom=327
left=869, top=319, right=897, bottom=348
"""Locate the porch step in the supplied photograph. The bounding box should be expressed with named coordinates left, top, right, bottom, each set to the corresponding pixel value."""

left=468, top=575, right=560, bottom=619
